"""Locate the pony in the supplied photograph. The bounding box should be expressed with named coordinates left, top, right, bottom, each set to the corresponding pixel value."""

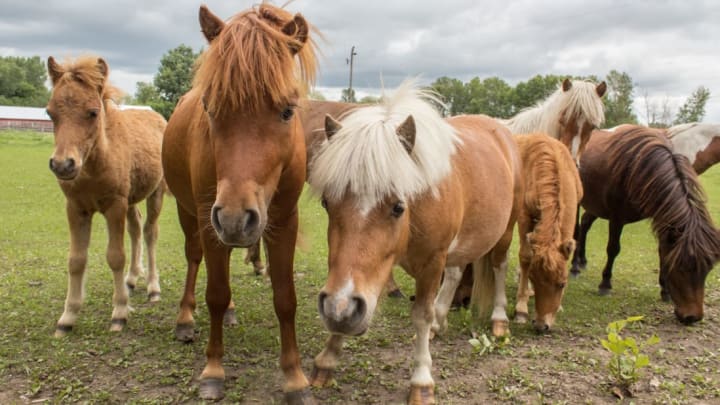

left=569, top=126, right=720, bottom=324
left=300, top=98, right=406, bottom=297
left=513, top=134, right=583, bottom=332
left=501, top=78, right=607, bottom=162
left=307, top=81, right=522, bottom=404
left=666, top=122, right=720, bottom=175
left=161, top=4, right=318, bottom=401
left=45, top=56, right=166, bottom=337
left=452, top=78, right=606, bottom=309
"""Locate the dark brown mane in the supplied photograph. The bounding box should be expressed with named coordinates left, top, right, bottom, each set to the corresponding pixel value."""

left=54, top=56, right=123, bottom=102
left=193, top=3, right=318, bottom=116
left=607, top=127, right=720, bottom=275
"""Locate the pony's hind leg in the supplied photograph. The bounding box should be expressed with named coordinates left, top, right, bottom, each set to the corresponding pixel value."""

left=143, top=186, right=164, bottom=302
left=124, top=205, right=144, bottom=292
left=175, top=202, right=202, bottom=342
left=56, top=203, right=92, bottom=337
left=431, top=266, right=463, bottom=337
left=104, top=201, right=131, bottom=332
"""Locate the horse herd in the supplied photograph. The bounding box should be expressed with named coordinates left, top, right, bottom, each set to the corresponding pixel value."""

left=40, top=4, right=720, bottom=404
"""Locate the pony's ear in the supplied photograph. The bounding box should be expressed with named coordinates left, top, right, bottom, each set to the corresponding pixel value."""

left=199, top=5, right=225, bottom=43
left=396, top=115, right=416, bottom=154
left=559, top=239, right=576, bottom=259
left=47, top=56, right=64, bottom=86
left=562, top=78, right=572, bottom=92
left=96, top=58, right=109, bottom=79
left=282, top=14, right=309, bottom=54
left=596, top=81, right=607, bottom=98
left=324, top=114, right=342, bottom=139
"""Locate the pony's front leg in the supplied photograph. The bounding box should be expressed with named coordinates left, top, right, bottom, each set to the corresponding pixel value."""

left=431, top=266, right=463, bottom=337
left=244, top=240, right=266, bottom=276
left=198, top=228, right=231, bottom=400
left=514, top=239, right=533, bottom=324
left=311, top=333, right=345, bottom=387
left=55, top=202, right=92, bottom=337
left=104, top=201, right=130, bottom=332
left=490, top=256, right=510, bottom=337
left=265, top=209, right=313, bottom=404
left=175, top=202, right=202, bottom=342
left=409, top=260, right=444, bottom=405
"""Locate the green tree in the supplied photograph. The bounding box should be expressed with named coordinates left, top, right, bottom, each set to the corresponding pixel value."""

left=133, top=44, right=200, bottom=119
left=466, top=76, right=513, bottom=118
left=674, top=86, right=711, bottom=124
left=359, top=95, right=380, bottom=104
left=512, top=74, right=565, bottom=114
left=430, top=76, right=469, bottom=116
left=0, top=56, right=50, bottom=106
left=341, top=88, right=356, bottom=103
left=603, top=70, right=638, bottom=127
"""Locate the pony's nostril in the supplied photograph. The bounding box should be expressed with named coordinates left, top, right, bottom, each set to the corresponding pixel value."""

left=243, top=209, right=259, bottom=233
left=211, top=206, right=222, bottom=231
left=350, top=296, right=366, bottom=324
left=318, top=292, right=328, bottom=316
left=48, top=158, right=55, bottom=172
left=66, top=158, right=75, bottom=171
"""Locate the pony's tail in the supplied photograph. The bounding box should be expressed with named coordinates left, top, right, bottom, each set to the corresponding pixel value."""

left=470, top=254, right=495, bottom=319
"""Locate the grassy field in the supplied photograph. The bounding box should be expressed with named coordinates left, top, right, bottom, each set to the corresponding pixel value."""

left=1, top=128, right=720, bottom=404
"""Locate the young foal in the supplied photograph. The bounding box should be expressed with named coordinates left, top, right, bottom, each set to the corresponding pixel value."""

left=571, top=126, right=720, bottom=323
left=513, top=134, right=583, bottom=332
left=162, top=4, right=317, bottom=401
left=46, top=56, right=165, bottom=337
left=308, top=82, right=521, bottom=404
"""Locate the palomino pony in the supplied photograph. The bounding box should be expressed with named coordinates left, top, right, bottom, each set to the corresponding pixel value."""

left=45, top=56, right=165, bottom=337
left=308, top=81, right=522, bottom=404
left=570, top=126, right=720, bottom=323
left=666, top=122, right=720, bottom=175
left=513, top=134, right=583, bottom=332
left=162, top=4, right=318, bottom=401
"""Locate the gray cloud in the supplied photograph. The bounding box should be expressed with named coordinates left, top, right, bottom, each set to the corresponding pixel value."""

left=1, top=0, right=718, bottom=122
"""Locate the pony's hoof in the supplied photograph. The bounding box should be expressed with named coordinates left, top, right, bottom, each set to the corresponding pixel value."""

left=285, top=388, right=316, bottom=405
left=309, top=366, right=335, bottom=387
left=387, top=288, right=405, bottom=299
left=54, top=324, right=72, bottom=338
left=492, top=320, right=510, bottom=337
left=408, top=385, right=435, bottom=405
left=175, top=323, right=196, bottom=343
left=514, top=312, right=529, bottom=324
left=598, top=287, right=612, bottom=296
left=254, top=265, right=266, bottom=276
left=199, top=377, right=224, bottom=400
left=110, top=318, right=126, bottom=332
left=148, top=291, right=161, bottom=303
left=223, top=308, right=238, bottom=326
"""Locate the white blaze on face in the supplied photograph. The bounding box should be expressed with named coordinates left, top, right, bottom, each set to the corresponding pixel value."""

left=331, top=278, right=355, bottom=317
left=570, top=132, right=581, bottom=160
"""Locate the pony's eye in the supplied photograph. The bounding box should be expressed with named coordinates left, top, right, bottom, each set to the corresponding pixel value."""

left=391, top=201, right=405, bottom=217
left=321, top=197, right=328, bottom=210
left=88, top=109, right=98, bottom=119
left=280, top=106, right=295, bottom=122
left=557, top=282, right=566, bottom=289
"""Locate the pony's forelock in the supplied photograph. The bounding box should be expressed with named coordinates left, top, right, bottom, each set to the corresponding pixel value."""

left=308, top=79, right=460, bottom=211
left=52, top=56, right=122, bottom=103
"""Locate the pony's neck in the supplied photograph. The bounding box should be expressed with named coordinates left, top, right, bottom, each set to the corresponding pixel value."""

left=505, top=95, right=561, bottom=138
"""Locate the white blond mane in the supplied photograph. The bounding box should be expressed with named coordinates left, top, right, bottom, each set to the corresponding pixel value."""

left=502, top=79, right=605, bottom=137
left=308, top=79, right=460, bottom=210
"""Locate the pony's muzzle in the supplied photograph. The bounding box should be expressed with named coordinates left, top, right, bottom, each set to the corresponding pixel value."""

left=675, top=309, right=703, bottom=325
left=318, top=291, right=367, bottom=336
left=49, top=157, right=78, bottom=180
left=210, top=205, right=262, bottom=247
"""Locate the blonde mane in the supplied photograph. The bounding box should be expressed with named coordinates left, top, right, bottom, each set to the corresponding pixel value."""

left=502, top=79, right=605, bottom=137
left=193, top=3, right=318, bottom=116
left=53, top=56, right=123, bottom=103
left=308, top=80, right=460, bottom=210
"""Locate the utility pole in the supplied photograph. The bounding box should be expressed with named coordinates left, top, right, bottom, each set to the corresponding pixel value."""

left=346, top=46, right=357, bottom=102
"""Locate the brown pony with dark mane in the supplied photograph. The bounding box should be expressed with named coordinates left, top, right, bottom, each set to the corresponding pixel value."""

left=570, top=126, right=720, bottom=323
left=513, top=134, right=583, bottom=332
left=45, top=56, right=166, bottom=336
left=162, top=4, right=317, bottom=401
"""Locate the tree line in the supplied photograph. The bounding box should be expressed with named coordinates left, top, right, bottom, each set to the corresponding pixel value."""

left=0, top=51, right=711, bottom=128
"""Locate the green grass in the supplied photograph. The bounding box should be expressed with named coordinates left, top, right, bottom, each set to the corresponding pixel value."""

left=1, top=128, right=720, bottom=404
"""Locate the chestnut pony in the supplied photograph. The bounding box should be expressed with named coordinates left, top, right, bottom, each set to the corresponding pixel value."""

left=570, top=126, right=720, bottom=324
left=308, top=81, right=521, bottom=404
left=45, top=56, right=165, bottom=337
left=162, top=4, right=317, bottom=401
left=513, top=134, right=583, bottom=332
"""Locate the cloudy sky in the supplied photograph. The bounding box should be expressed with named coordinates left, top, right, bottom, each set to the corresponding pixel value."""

left=1, top=0, right=718, bottom=123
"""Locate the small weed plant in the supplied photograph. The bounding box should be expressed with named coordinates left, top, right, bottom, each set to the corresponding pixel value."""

left=600, top=316, right=660, bottom=389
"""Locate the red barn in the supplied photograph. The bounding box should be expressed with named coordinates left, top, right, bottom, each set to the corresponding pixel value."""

left=0, top=106, right=53, bottom=132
